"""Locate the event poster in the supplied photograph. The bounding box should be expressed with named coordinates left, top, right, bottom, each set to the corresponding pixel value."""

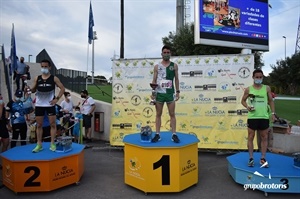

left=110, top=54, right=254, bottom=149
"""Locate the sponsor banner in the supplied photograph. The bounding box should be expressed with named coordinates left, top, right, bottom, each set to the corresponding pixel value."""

left=110, top=54, right=254, bottom=149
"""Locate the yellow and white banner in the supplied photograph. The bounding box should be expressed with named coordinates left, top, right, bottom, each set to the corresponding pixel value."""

left=110, top=54, right=254, bottom=149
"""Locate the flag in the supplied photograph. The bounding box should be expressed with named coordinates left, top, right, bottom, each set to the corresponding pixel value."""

left=10, top=23, right=17, bottom=76
left=88, top=1, right=94, bottom=44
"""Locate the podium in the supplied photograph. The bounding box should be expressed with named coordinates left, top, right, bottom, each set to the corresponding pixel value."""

left=227, top=152, right=300, bottom=195
left=123, top=132, right=199, bottom=194
left=1, top=143, right=85, bottom=193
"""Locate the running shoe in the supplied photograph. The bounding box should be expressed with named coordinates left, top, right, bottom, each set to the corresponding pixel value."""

left=32, top=144, right=43, bottom=153
left=171, top=134, right=180, bottom=143
left=260, top=158, right=269, bottom=168
left=50, top=143, right=56, bottom=152
left=151, top=134, right=161, bottom=143
left=248, top=158, right=254, bottom=167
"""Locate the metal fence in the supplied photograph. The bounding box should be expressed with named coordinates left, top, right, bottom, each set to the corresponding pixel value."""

left=36, top=49, right=87, bottom=93
left=56, top=68, right=87, bottom=93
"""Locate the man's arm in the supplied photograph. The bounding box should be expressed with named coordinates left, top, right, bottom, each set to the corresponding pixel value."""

left=152, top=65, right=158, bottom=84
left=30, top=76, right=38, bottom=93
left=89, top=104, right=96, bottom=116
left=241, top=87, right=250, bottom=110
left=266, top=85, right=276, bottom=121
left=54, top=76, right=65, bottom=99
left=174, top=63, right=179, bottom=92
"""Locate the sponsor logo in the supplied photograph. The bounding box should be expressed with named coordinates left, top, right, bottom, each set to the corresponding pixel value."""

left=238, top=67, right=251, bottom=78
left=112, top=123, right=133, bottom=129
left=53, top=166, right=75, bottom=182
left=232, top=82, right=246, bottom=91
left=131, top=95, right=142, bottom=106
left=205, top=106, right=226, bottom=116
left=181, top=160, right=197, bottom=176
left=125, top=75, right=144, bottom=79
left=218, top=82, right=231, bottom=92
left=179, top=82, right=192, bottom=91
left=113, top=83, right=123, bottom=94
left=143, top=107, right=154, bottom=118
left=192, top=94, right=212, bottom=104
left=228, top=109, right=248, bottom=116
left=231, top=119, right=248, bottom=129
left=214, top=96, right=237, bottom=103
left=111, top=132, right=126, bottom=142
left=204, top=68, right=217, bottom=78
left=194, top=84, right=217, bottom=91
left=181, top=70, right=203, bottom=77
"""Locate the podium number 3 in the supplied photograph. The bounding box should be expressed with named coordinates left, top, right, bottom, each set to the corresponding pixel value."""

left=153, top=155, right=170, bottom=185
left=24, top=166, right=41, bottom=187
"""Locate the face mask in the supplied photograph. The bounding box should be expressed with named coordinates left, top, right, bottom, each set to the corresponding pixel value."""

left=15, top=97, right=21, bottom=101
left=81, top=95, right=86, bottom=98
left=41, top=68, right=49, bottom=74
left=67, top=96, right=71, bottom=100
left=162, top=54, right=170, bottom=61
left=254, top=78, right=263, bottom=84
left=75, top=111, right=80, bottom=114
left=0, top=100, right=3, bottom=104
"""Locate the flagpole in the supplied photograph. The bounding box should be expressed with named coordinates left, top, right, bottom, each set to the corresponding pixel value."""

left=10, top=23, right=17, bottom=100
left=86, top=43, right=89, bottom=90
left=87, top=0, right=94, bottom=89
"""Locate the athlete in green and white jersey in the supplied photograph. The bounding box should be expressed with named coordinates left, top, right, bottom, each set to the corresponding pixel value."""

left=151, top=45, right=180, bottom=143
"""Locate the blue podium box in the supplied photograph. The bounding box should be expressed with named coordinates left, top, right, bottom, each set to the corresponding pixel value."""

left=227, top=152, right=300, bottom=194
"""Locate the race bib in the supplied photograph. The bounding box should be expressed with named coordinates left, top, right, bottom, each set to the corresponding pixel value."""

left=160, top=80, right=172, bottom=89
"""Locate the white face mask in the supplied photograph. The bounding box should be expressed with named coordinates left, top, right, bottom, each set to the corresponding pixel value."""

left=254, top=78, right=263, bottom=84
left=75, top=111, right=80, bottom=114
left=67, top=96, right=71, bottom=100
left=41, top=68, right=49, bottom=74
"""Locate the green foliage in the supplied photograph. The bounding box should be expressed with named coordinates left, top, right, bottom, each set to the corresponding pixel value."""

left=162, top=23, right=263, bottom=68
left=274, top=99, right=300, bottom=125
left=269, top=52, right=300, bottom=95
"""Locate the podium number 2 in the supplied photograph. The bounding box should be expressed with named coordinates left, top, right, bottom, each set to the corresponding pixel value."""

left=153, top=155, right=170, bottom=185
left=24, top=166, right=41, bottom=187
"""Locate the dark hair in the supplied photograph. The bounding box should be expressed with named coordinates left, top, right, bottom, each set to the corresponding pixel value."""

left=252, top=69, right=264, bottom=77
left=162, top=45, right=171, bottom=52
left=41, top=59, right=51, bottom=66
left=81, top=89, right=88, bottom=95
left=64, top=92, right=70, bottom=97
left=75, top=106, right=80, bottom=110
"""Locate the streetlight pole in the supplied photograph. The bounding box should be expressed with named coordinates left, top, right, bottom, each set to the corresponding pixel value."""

left=282, top=36, right=286, bottom=60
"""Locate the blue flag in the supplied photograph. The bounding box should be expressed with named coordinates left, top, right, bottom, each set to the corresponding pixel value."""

left=10, top=23, right=17, bottom=76
left=88, top=1, right=94, bottom=44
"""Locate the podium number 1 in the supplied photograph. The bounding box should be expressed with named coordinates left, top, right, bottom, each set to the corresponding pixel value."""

left=153, top=155, right=170, bottom=185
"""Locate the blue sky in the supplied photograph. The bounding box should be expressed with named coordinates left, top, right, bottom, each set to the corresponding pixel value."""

left=0, top=0, right=299, bottom=79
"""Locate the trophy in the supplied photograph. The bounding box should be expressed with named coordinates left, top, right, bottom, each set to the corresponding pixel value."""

left=140, top=125, right=152, bottom=143
left=150, top=83, right=158, bottom=105
left=248, top=94, right=256, bottom=111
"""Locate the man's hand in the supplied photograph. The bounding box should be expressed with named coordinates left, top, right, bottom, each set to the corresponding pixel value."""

left=175, top=93, right=180, bottom=101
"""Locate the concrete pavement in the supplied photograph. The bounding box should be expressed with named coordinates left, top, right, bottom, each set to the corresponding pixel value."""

left=1, top=140, right=299, bottom=199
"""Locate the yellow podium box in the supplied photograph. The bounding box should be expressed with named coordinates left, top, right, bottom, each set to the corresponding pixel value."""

left=1, top=143, right=85, bottom=193
left=123, top=132, right=199, bottom=193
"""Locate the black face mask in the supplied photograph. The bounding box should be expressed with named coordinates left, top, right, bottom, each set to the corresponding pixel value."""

left=81, top=95, right=86, bottom=98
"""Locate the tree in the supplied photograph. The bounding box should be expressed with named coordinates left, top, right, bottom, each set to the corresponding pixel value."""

left=162, top=23, right=264, bottom=69
left=269, top=52, right=300, bottom=95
